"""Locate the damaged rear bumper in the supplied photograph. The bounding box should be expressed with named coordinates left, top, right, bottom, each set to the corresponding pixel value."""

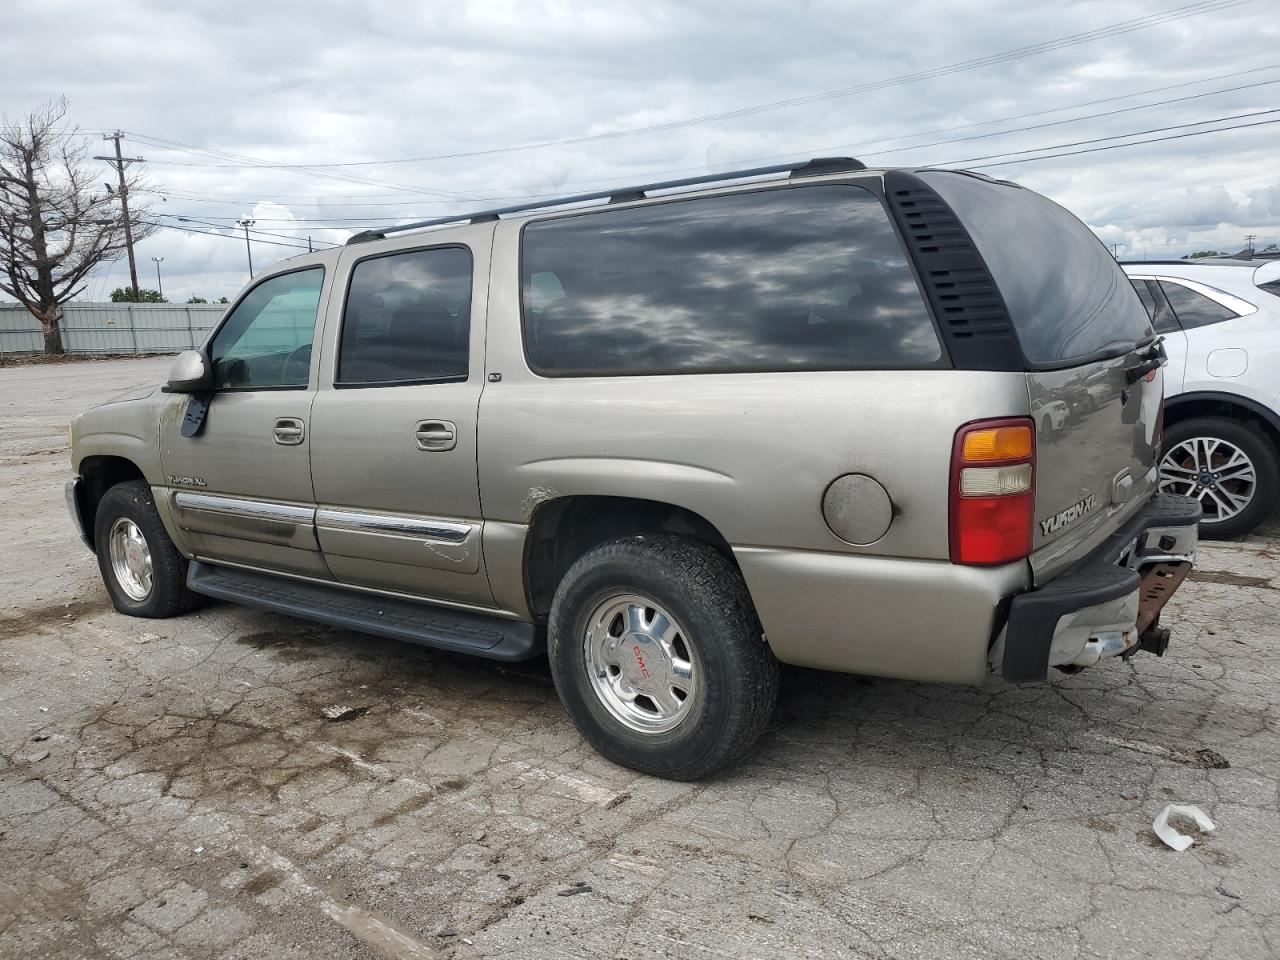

left=998, top=491, right=1201, bottom=681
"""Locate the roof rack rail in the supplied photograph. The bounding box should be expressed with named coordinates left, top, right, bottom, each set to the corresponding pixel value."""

left=346, top=156, right=867, bottom=244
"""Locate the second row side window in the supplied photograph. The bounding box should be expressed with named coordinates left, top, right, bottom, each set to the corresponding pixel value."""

left=338, top=246, right=472, bottom=385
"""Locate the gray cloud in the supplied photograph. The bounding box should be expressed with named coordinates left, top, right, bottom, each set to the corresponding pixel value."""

left=1, top=0, right=1277, bottom=301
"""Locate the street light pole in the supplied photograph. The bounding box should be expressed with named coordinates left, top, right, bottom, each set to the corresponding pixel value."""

left=237, top=219, right=256, bottom=277
left=151, top=257, right=164, bottom=301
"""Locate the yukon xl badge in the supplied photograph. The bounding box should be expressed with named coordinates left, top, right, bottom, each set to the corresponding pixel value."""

left=167, top=475, right=207, bottom=487
left=1040, top=494, right=1097, bottom=536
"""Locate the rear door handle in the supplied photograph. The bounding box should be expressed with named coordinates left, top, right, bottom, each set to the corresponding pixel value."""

left=415, top=420, right=457, bottom=451
left=273, top=418, right=305, bottom=445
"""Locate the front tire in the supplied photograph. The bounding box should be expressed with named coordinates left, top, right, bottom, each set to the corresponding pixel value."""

left=94, top=480, right=199, bottom=618
left=1160, top=416, right=1279, bottom=539
left=547, top=535, right=779, bottom=780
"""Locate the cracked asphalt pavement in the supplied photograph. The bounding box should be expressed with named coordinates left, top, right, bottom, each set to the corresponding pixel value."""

left=2, top=357, right=1279, bottom=959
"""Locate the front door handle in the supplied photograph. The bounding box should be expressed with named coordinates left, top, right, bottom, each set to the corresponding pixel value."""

left=273, top=418, right=305, bottom=446
left=415, top=420, right=457, bottom=451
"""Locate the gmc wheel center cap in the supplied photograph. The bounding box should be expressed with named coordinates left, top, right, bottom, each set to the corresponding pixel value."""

left=622, top=633, right=666, bottom=688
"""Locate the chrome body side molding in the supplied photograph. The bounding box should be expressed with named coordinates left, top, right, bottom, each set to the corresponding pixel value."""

left=315, top=508, right=472, bottom=543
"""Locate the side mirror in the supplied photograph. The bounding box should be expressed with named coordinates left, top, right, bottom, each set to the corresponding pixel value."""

left=165, top=350, right=213, bottom=393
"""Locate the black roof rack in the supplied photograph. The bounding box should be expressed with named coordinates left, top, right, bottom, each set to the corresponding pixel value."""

left=346, top=156, right=867, bottom=244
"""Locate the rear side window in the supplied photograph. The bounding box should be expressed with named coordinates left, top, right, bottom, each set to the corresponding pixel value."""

left=520, top=184, right=942, bottom=376
left=1130, top=279, right=1179, bottom=334
left=1130, top=279, right=1157, bottom=318
left=1158, top=280, right=1239, bottom=330
left=920, top=172, right=1153, bottom=365
left=337, top=246, right=472, bottom=385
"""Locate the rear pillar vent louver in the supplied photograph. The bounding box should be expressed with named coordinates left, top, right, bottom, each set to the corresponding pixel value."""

left=884, top=171, right=1023, bottom=371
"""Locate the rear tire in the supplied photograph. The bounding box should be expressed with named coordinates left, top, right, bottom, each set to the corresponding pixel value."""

left=94, top=480, right=200, bottom=618
left=547, top=535, right=779, bottom=780
left=1160, top=416, right=1279, bottom=539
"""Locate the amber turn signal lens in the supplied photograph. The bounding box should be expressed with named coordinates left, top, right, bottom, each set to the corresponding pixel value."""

left=961, top=425, right=1033, bottom=462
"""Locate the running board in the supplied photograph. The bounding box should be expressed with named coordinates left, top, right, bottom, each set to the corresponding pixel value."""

left=187, top=561, right=542, bottom=661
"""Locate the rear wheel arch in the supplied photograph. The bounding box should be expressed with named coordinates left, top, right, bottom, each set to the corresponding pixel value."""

left=77, top=456, right=148, bottom=550
left=522, top=495, right=742, bottom=621
left=1164, top=392, right=1280, bottom=453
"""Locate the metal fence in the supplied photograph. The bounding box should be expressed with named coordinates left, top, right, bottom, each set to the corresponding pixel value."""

left=0, top=302, right=228, bottom=357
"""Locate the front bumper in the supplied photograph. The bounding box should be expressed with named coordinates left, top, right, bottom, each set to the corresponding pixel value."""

left=1000, top=491, right=1201, bottom=681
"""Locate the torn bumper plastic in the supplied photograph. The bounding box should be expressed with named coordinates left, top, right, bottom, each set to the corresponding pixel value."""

left=998, top=491, right=1201, bottom=681
left=65, top=475, right=93, bottom=551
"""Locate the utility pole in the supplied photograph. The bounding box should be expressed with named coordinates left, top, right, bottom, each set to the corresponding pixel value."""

left=307, top=235, right=313, bottom=253
left=237, top=218, right=256, bottom=277
left=151, top=257, right=164, bottom=301
left=1245, top=234, right=1257, bottom=257
left=94, top=132, right=143, bottom=301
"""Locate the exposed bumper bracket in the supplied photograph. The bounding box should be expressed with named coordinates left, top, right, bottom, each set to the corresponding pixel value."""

left=1002, top=491, right=1200, bottom=682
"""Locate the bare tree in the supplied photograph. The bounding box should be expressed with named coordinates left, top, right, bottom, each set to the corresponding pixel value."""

left=0, top=98, right=154, bottom=354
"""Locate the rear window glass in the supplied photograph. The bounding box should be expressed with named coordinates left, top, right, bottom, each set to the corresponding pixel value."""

left=920, top=172, right=1152, bottom=365
left=1158, top=280, right=1239, bottom=330
left=519, top=184, right=942, bottom=376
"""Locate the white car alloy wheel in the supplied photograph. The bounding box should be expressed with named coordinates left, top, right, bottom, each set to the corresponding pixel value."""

left=108, top=516, right=154, bottom=601
left=583, top=593, right=699, bottom=734
left=1159, top=436, right=1256, bottom=525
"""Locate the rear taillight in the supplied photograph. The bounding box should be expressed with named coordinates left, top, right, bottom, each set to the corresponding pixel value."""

left=950, top=418, right=1035, bottom=565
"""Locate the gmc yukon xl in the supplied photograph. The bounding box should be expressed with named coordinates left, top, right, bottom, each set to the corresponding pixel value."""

left=66, top=158, right=1200, bottom=779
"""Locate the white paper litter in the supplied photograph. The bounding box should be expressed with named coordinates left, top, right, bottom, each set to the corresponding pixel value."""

left=1152, top=804, right=1215, bottom=852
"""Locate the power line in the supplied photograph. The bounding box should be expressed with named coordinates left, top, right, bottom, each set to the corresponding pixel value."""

left=125, top=0, right=1255, bottom=172
left=159, top=213, right=386, bottom=225
left=143, top=219, right=313, bottom=250
left=860, top=76, right=1280, bottom=159
left=142, top=117, right=1280, bottom=259
left=937, top=106, right=1280, bottom=166
left=155, top=213, right=340, bottom=246
left=964, top=114, right=1280, bottom=169
left=125, top=131, right=483, bottom=198
left=132, top=61, right=1280, bottom=214
left=772, top=63, right=1280, bottom=157
left=148, top=103, right=1280, bottom=227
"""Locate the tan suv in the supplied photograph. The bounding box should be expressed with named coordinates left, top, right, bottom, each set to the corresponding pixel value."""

left=66, top=158, right=1201, bottom=779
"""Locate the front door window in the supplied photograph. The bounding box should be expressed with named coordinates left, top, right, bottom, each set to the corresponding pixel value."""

left=209, top=267, right=325, bottom=389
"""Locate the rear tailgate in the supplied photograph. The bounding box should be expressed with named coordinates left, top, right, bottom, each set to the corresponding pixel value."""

left=1026, top=357, right=1161, bottom=580
left=917, top=171, right=1160, bottom=583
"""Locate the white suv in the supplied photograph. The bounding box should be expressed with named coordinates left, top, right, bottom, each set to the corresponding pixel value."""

left=1124, top=259, right=1280, bottom=538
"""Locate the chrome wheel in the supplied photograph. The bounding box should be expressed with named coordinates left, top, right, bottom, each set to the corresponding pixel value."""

left=108, top=517, right=153, bottom=601
left=1160, top=436, right=1257, bottom=525
left=584, top=594, right=698, bottom=734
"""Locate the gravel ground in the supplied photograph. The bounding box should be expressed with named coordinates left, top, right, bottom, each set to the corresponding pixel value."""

left=2, top=356, right=1278, bottom=960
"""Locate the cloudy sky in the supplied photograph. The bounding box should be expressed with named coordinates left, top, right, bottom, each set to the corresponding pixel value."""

left=2, top=0, right=1278, bottom=303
